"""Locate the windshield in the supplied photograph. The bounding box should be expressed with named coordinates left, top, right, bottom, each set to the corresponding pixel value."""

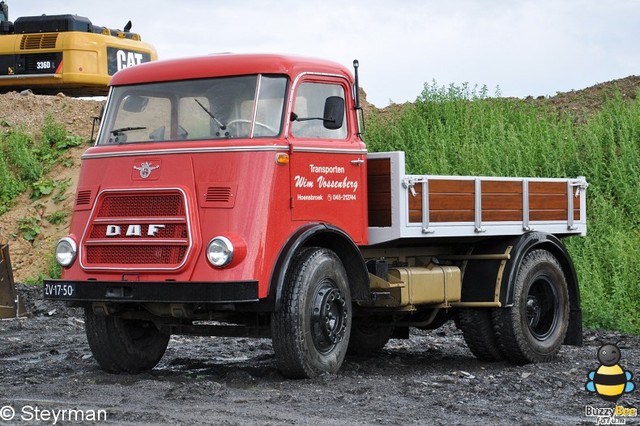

left=97, top=75, right=287, bottom=145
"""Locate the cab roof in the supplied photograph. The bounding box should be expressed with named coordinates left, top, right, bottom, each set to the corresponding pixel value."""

left=109, top=53, right=354, bottom=86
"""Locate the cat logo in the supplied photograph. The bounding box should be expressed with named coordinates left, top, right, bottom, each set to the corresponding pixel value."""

left=116, top=50, right=144, bottom=71
left=107, top=47, right=152, bottom=75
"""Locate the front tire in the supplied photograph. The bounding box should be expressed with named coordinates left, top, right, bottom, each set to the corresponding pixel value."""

left=271, top=247, right=351, bottom=378
left=84, top=308, right=170, bottom=373
left=492, top=249, right=569, bottom=363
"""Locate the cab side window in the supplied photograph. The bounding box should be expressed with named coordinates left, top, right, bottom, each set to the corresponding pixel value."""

left=292, top=82, right=347, bottom=139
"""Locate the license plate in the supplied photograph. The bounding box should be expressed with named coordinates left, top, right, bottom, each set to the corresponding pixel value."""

left=44, top=282, right=76, bottom=298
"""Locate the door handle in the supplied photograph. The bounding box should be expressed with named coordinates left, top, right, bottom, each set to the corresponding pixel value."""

left=350, top=159, right=364, bottom=165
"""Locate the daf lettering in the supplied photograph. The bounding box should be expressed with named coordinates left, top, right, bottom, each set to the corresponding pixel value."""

left=105, top=224, right=166, bottom=237
left=126, top=225, right=142, bottom=236
left=106, top=225, right=120, bottom=236
left=147, top=224, right=165, bottom=236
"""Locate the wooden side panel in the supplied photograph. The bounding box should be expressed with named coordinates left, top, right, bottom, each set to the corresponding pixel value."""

left=367, top=158, right=392, bottom=227
left=408, top=178, right=580, bottom=224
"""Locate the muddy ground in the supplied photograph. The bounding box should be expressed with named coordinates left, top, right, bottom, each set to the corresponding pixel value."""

left=0, top=286, right=637, bottom=425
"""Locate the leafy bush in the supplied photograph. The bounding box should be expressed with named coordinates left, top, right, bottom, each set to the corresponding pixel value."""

left=0, top=116, right=83, bottom=211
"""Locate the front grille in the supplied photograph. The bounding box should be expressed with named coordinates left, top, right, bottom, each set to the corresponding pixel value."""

left=86, top=245, right=188, bottom=265
left=20, top=34, right=58, bottom=50
left=82, top=190, right=190, bottom=270
left=97, top=194, right=184, bottom=217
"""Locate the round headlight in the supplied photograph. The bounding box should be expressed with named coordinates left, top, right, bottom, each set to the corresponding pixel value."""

left=206, top=236, right=234, bottom=268
left=55, top=237, right=77, bottom=267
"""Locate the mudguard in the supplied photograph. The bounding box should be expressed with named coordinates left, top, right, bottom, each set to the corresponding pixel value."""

left=501, top=232, right=582, bottom=346
left=269, top=224, right=370, bottom=311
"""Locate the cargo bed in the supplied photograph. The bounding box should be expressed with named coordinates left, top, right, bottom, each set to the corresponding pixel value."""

left=367, top=151, right=587, bottom=245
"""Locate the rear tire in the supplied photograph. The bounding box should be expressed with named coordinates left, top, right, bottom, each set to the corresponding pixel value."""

left=271, top=247, right=351, bottom=378
left=348, top=321, right=394, bottom=355
left=84, top=308, right=170, bottom=373
left=492, top=249, right=569, bottom=363
left=458, top=309, right=504, bottom=361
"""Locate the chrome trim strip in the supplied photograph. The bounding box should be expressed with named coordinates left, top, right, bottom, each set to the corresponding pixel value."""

left=79, top=187, right=194, bottom=272
left=85, top=239, right=189, bottom=245
left=82, top=145, right=289, bottom=159
left=92, top=217, right=186, bottom=223
left=292, top=146, right=367, bottom=154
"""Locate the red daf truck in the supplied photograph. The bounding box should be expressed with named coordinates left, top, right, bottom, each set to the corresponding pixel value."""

left=44, top=53, right=588, bottom=378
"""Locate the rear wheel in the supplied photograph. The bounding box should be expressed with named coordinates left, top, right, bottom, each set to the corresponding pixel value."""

left=84, top=308, right=170, bottom=373
left=271, top=247, right=351, bottom=378
left=348, top=321, right=394, bottom=355
left=492, top=249, right=569, bottom=363
left=458, top=309, right=504, bottom=361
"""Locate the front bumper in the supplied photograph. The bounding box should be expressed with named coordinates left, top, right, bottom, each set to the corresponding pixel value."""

left=43, top=280, right=259, bottom=304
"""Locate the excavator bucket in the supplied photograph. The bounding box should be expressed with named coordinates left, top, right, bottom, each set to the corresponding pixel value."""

left=0, top=238, right=24, bottom=318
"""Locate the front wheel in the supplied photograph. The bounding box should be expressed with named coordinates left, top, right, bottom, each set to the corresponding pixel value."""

left=271, top=247, right=351, bottom=378
left=84, top=308, right=170, bottom=373
left=492, top=249, right=569, bottom=363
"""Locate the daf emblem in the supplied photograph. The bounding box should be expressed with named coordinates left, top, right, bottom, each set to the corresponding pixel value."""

left=133, top=162, right=160, bottom=179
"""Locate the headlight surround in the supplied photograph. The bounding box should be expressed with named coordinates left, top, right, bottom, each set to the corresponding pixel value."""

left=55, top=237, right=77, bottom=267
left=206, top=236, right=234, bottom=268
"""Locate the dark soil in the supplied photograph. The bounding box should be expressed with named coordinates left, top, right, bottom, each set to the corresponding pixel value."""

left=0, top=285, right=638, bottom=425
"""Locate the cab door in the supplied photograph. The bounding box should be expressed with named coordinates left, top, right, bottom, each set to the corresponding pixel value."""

left=288, top=76, right=367, bottom=244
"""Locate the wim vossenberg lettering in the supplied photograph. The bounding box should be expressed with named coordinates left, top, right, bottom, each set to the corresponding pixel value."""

left=294, top=164, right=358, bottom=193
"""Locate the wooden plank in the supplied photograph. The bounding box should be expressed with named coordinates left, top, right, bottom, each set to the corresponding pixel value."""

left=367, top=158, right=390, bottom=176
left=529, top=181, right=567, bottom=194
left=428, top=179, right=475, bottom=194
left=408, top=193, right=474, bottom=211
left=369, top=210, right=392, bottom=227
left=482, top=180, right=523, bottom=194
left=531, top=210, right=581, bottom=221
left=368, top=192, right=392, bottom=208
left=367, top=175, right=391, bottom=192
left=482, top=194, right=523, bottom=210
left=530, top=194, right=568, bottom=209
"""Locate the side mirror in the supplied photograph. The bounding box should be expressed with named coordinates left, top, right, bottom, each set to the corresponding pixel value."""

left=323, top=96, right=344, bottom=130
left=122, top=95, right=148, bottom=113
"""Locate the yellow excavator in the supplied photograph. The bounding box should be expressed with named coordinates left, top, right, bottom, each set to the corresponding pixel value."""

left=0, top=1, right=157, bottom=96
left=0, top=238, right=23, bottom=318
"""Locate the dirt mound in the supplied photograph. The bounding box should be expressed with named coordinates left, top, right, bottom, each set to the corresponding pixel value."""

left=537, top=75, right=640, bottom=120
left=0, top=91, right=102, bottom=282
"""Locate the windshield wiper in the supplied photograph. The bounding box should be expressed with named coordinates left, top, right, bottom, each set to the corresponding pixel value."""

left=194, top=99, right=226, bottom=130
left=110, top=126, right=147, bottom=135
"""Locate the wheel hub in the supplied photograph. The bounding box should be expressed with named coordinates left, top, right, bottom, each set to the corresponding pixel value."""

left=526, top=277, right=558, bottom=340
left=311, top=282, right=348, bottom=353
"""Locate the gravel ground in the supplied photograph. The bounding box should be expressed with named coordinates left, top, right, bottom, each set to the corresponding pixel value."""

left=0, top=285, right=637, bottom=425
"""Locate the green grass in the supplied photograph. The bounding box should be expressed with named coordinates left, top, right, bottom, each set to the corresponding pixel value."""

left=0, top=113, right=81, bottom=214
left=366, top=82, right=640, bottom=334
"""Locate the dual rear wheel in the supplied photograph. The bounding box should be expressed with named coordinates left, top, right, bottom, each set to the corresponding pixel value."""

left=459, top=249, right=570, bottom=363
